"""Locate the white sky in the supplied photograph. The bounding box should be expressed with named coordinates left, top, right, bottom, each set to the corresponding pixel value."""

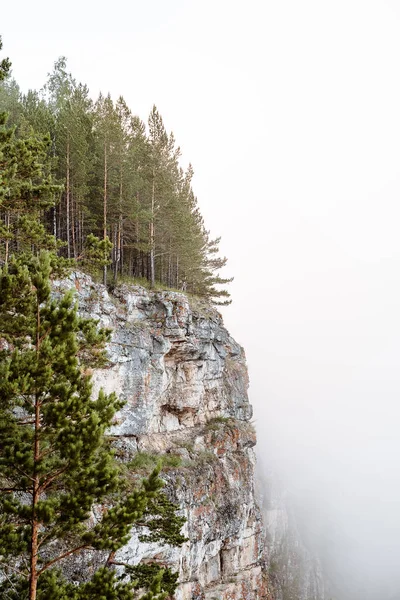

left=3, top=1, right=400, bottom=597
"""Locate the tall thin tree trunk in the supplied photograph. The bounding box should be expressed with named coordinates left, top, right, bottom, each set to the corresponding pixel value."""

left=66, top=134, right=71, bottom=259
left=57, top=204, right=61, bottom=248
left=52, top=144, right=57, bottom=243
left=79, top=210, right=83, bottom=256
left=103, top=139, right=108, bottom=286
left=120, top=231, right=124, bottom=275
left=77, top=209, right=81, bottom=256
left=29, top=419, right=40, bottom=600
left=168, top=249, right=172, bottom=289
left=53, top=204, right=57, bottom=243
left=5, top=211, right=10, bottom=265
left=29, top=301, right=41, bottom=600
left=114, top=170, right=123, bottom=282
left=150, top=169, right=155, bottom=288
left=135, top=207, right=140, bottom=277
left=112, top=225, right=117, bottom=279
left=71, top=195, right=77, bottom=259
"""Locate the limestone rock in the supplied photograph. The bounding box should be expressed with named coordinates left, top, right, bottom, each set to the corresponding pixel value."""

left=54, top=273, right=272, bottom=600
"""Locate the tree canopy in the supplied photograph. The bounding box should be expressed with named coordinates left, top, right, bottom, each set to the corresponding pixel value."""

left=0, top=55, right=232, bottom=304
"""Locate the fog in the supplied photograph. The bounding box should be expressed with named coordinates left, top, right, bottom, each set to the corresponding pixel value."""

left=237, top=258, right=400, bottom=598
left=3, top=0, right=400, bottom=597
left=218, top=3, right=400, bottom=596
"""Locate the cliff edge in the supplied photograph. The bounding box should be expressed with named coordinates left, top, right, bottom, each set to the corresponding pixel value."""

left=54, top=273, right=272, bottom=600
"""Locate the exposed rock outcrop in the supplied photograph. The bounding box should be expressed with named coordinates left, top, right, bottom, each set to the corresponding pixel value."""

left=54, top=273, right=272, bottom=600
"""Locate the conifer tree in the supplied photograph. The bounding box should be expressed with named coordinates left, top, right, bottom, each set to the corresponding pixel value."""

left=147, top=106, right=165, bottom=288
left=0, top=78, right=23, bottom=128
left=0, top=36, right=11, bottom=82
left=147, top=106, right=180, bottom=288
left=19, top=90, right=55, bottom=140
left=0, top=251, right=185, bottom=600
left=45, top=59, right=95, bottom=257
left=201, top=243, right=233, bottom=305
left=111, top=96, right=138, bottom=281
left=121, top=115, right=152, bottom=281
left=93, top=93, right=121, bottom=284
left=0, top=113, right=60, bottom=263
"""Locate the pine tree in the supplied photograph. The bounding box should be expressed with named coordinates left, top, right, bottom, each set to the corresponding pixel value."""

left=79, top=232, right=113, bottom=275
left=148, top=106, right=167, bottom=288
left=111, top=96, right=137, bottom=282
left=0, top=36, right=11, bottom=82
left=92, top=93, right=121, bottom=284
left=147, top=106, right=181, bottom=288
left=0, top=251, right=185, bottom=600
left=19, top=90, right=55, bottom=140
left=0, top=78, right=24, bottom=128
left=121, top=115, right=151, bottom=281
left=0, top=112, right=61, bottom=264
left=45, top=58, right=95, bottom=258
left=198, top=235, right=233, bottom=305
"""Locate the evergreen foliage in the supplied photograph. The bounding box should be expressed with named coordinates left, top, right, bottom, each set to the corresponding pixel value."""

left=0, top=42, right=61, bottom=266
left=0, top=56, right=232, bottom=304
left=0, top=38, right=186, bottom=600
left=0, top=37, right=11, bottom=82
left=127, top=563, right=179, bottom=598
left=0, top=111, right=61, bottom=263
left=79, top=232, right=113, bottom=274
left=0, top=251, right=184, bottom=599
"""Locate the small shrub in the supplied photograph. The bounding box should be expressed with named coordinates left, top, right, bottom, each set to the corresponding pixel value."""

left=129, top=452, right=182, bottom=472
left=205, top=416, right=234, bottom=433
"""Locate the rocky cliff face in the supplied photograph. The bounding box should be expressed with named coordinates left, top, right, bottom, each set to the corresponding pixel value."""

left=55, top=273, right=272, bottom=600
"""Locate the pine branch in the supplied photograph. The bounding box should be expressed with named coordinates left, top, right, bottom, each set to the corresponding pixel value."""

left=37, top=465, right=69, bottom=493
left=37, top=544, right=90, bottom=575
left=0, top=560, right=29, bottom=578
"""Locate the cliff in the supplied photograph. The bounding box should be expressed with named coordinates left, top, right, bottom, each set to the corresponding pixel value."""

left=54, top=273, right=272, bottom=600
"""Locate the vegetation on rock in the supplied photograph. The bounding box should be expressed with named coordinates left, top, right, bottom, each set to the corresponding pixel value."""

left=0, top=48, right=232, bottom=304
left=0, top=251, right=184, bottom=600
left=0, top=38, right=186, bottom=600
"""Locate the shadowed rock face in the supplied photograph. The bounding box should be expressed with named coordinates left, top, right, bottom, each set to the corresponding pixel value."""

left=54, top=273, right=272, bottom=600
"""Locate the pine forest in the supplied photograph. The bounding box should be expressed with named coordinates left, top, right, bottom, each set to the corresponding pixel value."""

left=0, top=55, right=232, bottom=304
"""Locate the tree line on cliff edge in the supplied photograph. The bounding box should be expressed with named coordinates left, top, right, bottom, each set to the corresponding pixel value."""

left=0, top=52, right=232, bottom=304
left=0, top=38, right=187, bottom=600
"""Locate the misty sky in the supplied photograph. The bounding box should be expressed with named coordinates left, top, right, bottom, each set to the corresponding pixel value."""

left=3, top=1, right=400, bottom=597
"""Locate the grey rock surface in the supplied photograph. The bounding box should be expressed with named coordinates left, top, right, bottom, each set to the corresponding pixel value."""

left=54, top=273, right=271, bottom=600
